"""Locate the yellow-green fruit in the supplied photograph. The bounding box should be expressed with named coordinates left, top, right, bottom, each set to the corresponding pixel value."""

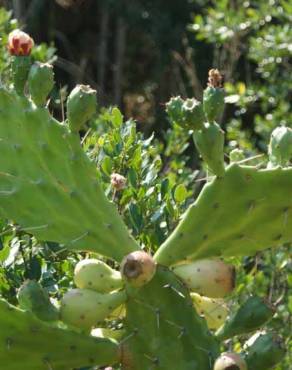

left=120, top=251, right=156, bottom=288
left=74, top=259, right=123, bottom=293
left=191, top=293, right=228, bottom=330
left=60, top=289, right=126, bottom=330
left=214, top=352, right=247, bottom=370
left=173, top=259, right=236, bottom=298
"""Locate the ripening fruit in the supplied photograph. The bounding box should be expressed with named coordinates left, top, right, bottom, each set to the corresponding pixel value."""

left=203, top=69, right=225, bottom=122
left=120, top=251, right=156, bottom=288
left=60, top=289, right=126, bottom=330
left=28, top=62, right=54, bottom=106
left=67, top=84, right=97, bottom=132
left=213, top=352, right=247, bottom=370
left=191, top=293, right=228, bottom=330
left=74, top=259, right=123, bottom=293
left=173, top=259, right=236, bottom=298
left=193, top=122, right=225, bottom=177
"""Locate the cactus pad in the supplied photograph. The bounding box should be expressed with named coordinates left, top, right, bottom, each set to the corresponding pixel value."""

left=0, top=88, right=139, bottom=262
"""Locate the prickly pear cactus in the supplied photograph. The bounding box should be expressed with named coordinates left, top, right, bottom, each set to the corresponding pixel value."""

left=0, top=31, right=291, bottom=370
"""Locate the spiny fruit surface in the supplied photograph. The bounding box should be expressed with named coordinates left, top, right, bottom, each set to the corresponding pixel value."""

left=173, top=259, right=235, bottom=298
left=74, top=258, right=123, bottom=293
left=60, top=289, right=126, bottom=330
left=120, top=251, right=156, bottom=287
left=191, top=293, right=228, bottom=330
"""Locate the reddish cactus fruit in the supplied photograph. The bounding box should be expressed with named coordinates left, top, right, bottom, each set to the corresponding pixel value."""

left=120, top=251, right=156, bottom=287
left=8, top=29, right=34, bottom=56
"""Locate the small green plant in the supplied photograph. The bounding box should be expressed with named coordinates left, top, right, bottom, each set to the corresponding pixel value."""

left=0, top=30, right=290, bottom=370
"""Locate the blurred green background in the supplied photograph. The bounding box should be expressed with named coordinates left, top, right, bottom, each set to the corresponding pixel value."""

left=0, top=1, right=291, bottom=369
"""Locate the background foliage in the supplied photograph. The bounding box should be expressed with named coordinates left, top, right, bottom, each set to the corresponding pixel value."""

left=0, top=1, right=291, bottom=369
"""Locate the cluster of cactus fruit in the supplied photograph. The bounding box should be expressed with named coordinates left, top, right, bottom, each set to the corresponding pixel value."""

left=0, top=29, right=291, bottom=370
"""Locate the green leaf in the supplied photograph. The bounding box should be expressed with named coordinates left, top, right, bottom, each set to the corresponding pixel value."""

left=174, top=184, right=188, bottom=203
left=111, top=107, right=123, bottom=127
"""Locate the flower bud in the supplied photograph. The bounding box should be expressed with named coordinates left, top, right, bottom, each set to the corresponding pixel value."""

left=8, top=29, right=34, bottom=56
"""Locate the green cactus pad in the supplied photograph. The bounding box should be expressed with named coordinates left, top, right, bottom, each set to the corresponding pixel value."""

left=193, top=122, right=225, bottom=177
left=268, top=126, right=292, bottom=167
left=11, top=56, right=31, bottom=95
left=17, top=280, right=59, bottom=322
left=216, top=296, right=275, bottom=340
left=243, top=332, right=286, bottom=370
left=154, top=164, right=292, bottom=266
left=0, top=298, right=119, bottom=370
left=121, top=266, right=219, bottom=370
left=0, top=88, right=139, bottom=261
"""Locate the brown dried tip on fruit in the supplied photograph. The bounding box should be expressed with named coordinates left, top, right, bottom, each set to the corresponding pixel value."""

left=8, top=29, right=34, bottom=56
left=111, top=173, right=127, bottom=191
left=120, top=251, right=156, bottom=287
left=207, top=68, right=223, bottom=88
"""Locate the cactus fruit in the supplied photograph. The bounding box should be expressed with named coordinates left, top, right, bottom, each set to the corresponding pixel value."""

left=67, top=84, right=97, bottom=132
left=268, top=126, right=292, bottom=167
left=230, top=148, right=245, bottom=163
left=203, top=69, right=225, bottom=122
left=165, top=96, right=184, bottom=124
left=60, top=289, right=126, bottom=330
left=74, top=258, right=123, bottom=293
left=0, top=298, right=119, bottom=370
left=193, top=121, right=225, bottom=177
left=213, top=352, right=247, bottom=370
left=17, top=280, right=59, bottom=322
left=28, top=62, right=54, bottom=106
left=243, top=332, right=286, bottom=370
left=216, top=296, right=275, bottom=340
left=120, top=251, right=156, bottom=288
left=191, top=293, right=228, bottom=330
left=173, top=259, right=235, bottom=298
left=181, top=98, right=205, bottom=129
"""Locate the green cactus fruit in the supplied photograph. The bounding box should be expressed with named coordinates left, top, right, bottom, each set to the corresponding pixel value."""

left=193, top=122, right=225, bottom=177
left=230, top=148, right=245, bottom=163
left=17, top=280, right=59, bottom=322
left=60, top=288, right=126, bottom=330
left=165, top=96, right=184, bottom=124
left=191, top=293, right=228, bottom=330
left=173, top=259, right=235, bottom=298
left=213, top=352, right=247, bottom=370
left=28, top=62, right=54, bottom=106
left=181, top=98, right=205, bottom=130
left=120, top=251, right=156, bottom=288
left=74, top=258, right=123, bottom=293
left=67, top=84, right=97, bottom=132
left=216, top=296, right=275, bottom=340
left=243, top=332, right=285, bottom=370
left=203, top=69, right=225, bottom=122
left=268, top=126, right=292, bottom=167
left=11, top=56, right=31, bottom=95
